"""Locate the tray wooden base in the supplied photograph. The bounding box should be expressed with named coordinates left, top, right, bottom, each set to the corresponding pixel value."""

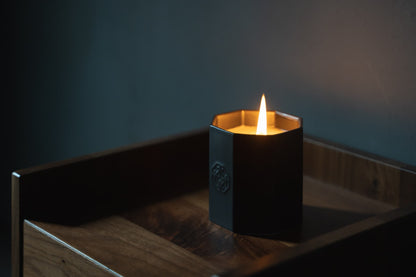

left=25, top=178, right=394, bottom=276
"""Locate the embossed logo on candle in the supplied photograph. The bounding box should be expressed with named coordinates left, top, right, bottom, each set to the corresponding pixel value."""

left=211, top=162, right=230, bottom=193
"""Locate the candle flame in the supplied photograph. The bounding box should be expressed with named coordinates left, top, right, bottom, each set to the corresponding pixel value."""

left=256, top=94, right=267, bottom=135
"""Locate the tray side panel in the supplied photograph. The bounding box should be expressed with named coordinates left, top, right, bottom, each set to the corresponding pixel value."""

left=304, top=136, right=416, bottom=206
left=226, top=203, right=416, bottom=276
left=11, top=173, right=21, bottom=277
left=17, top=130, right=209, bottom=226
left=399, top=168, right=416, bottom=206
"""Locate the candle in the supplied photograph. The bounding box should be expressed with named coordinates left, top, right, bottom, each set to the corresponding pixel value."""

left=209, top=94, right=303, bottom=235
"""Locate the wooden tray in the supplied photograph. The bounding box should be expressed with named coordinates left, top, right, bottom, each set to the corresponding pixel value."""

left=12, top=129, right=416, bottom=276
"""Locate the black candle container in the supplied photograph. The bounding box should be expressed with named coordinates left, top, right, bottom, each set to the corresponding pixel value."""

left=209, top=110, right=303, bottom=235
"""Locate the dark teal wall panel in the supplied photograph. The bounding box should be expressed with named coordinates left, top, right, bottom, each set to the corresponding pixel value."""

left=12, top=1, right=416, bottom=167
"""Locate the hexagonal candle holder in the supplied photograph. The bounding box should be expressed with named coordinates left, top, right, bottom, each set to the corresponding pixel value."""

left=209, top=109, right=303, bottom=235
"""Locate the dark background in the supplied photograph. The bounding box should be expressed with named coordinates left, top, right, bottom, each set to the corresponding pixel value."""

left=2, top=1, right=416, bottom=275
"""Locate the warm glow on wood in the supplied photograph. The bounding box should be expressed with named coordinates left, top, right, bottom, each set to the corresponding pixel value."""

left=256, top=94, right=268, bottom=135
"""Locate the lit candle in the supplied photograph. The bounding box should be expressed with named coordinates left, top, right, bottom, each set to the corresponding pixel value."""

left=209, top=94, right=303, bottom=235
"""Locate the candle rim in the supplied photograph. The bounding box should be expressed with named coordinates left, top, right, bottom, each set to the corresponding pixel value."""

left=211, top=109, right=302, bottom=135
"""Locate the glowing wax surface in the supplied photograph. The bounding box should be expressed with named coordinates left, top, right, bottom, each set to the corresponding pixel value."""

left=227, top=125, right=284, bottom=135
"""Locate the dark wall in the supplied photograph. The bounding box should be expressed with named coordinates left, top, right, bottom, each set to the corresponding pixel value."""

left=2, top=0, right=416, bottom=272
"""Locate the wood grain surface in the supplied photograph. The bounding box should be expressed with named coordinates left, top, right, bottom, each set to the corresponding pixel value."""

left=122, top=189, right=289, bottom=271
left=30, top=216, right=220, bottom=277
left=27, top=177, right=394, bottom=276
left=24, top=220, right=119, bottom=277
